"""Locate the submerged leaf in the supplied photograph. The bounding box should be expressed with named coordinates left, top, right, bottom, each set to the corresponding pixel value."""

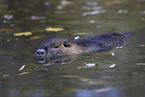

left=73, top=32, right=93, bottom=35
left=136, top=63, right=145, bottom=65
left=19, top=72, right=29, bottom=75
left=29, top=35, right=44, bottom=40
left=61, top=75, right=89, bottom=80
left=45, top=27, right=64, bottom=32
left=0, top=29, right=13, bottom=32
left=14, top=32, right=32, bottom=36
left=0, top=50, right=16, bottom=56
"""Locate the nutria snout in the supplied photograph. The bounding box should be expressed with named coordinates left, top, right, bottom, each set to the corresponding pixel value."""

left=36, top=31, right=134, bottom=58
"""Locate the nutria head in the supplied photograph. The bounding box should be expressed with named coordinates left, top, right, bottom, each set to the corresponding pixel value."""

left=36, top=38, right=85, bottom=58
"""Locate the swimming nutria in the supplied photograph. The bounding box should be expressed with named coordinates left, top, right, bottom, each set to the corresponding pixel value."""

left=36, top=31, right=134, bottom=58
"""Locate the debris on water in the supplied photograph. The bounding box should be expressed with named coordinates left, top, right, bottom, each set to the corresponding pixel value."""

left=0, top=29, right=13, bottom=32
left=61, top=1, right=73, bottom=6
left=29, top=35, right=44, bottom=40
left=7, top=39, right=10, bottom=42
left=19, top=65, right=26, bottom=71
left=109, top=63, right=116, bottom=68
left=138, top=44, right=145, bottom=47
left=14, top=32, right=32, bottom=36
left=77, top=62, right=99, bottom=69
left=141, top=11, right=145, bottom=14
left=45, top=27, right=64, bottom=32
left=73, top=32, right=93, bottom=35
left=55, top=11, right=66, bottom=14
left=74, top=36, right=80, bottom=40
left=44, top=1, right=50, bottom=6
left=111, top=52, right=115, bottom=56
left=62, top=75, right=88, bottom=80
left=95, top=88, right=113, bottom=93
left=56, top=1, right=73, bottom=10
left=10, top=24, right=15, bottom=27
left=90, top=20, right=95, bottom=23
left=84, top=62, right=98, bottom=68
left=118, top=9, right=127, bottom=14
left=3, top=20, right=7, bottom=23
left=56, top=5, right=63, bottom=10
left=28, top=16, right=46, bottom=20
left=19, top=72, right=29, bottom=75
left=83, top=6, right=102, bottom=11
left=86, top=2, right=98, bottom=6
left=82, top=10, right=106, bottom=16
left=136, top=63, right=145, bottom=65
left=2, top=74, right=9, bottom=77
left=96, top=25, right=100, bottom=28
left=4, top=15, right=13, bottom=20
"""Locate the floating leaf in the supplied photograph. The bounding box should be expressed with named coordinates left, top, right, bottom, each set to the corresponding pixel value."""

left=4, top=15, right=13, bottom=20
left=73, top=32, right=93, bottom=35
left=14, top=32, right=32, bottom=36
left=19, top=72, right=29, bottom=75
left=111, top=52, right=115, bottom=56
left=109, top=63, right=116, bottom=68
left=29, top=35, right=44, bottom=40
left=45, top=27, right=64, bottom=32
left=84, top=62, right=98, bottom=68
left=19, top=65, right=26, bottom=71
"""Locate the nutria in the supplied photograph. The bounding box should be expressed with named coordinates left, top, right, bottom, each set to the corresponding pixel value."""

left=36, top=31, right=134, bottom=58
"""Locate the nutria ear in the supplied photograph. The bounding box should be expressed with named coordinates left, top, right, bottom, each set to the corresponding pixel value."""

left=63, top=42, right=71, bottom=47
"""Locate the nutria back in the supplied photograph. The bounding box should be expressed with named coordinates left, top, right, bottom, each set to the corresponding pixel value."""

left=36, top=31, right=134, bottom=58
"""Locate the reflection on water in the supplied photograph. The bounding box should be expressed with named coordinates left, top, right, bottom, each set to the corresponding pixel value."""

left=82, top=2, right=106, bottom=16
left=0, top=0, right=145, bottom=97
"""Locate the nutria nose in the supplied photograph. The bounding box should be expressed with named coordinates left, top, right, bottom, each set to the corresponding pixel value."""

left=36, top=49, right=46, bottom=56
left=36, top=57, right=47, bottom=63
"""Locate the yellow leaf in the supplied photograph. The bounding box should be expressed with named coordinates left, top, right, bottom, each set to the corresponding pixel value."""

left=0, top=29, right=13, bottom=32
left=45, top=27, right=64, bottom=32
left=14, top=32, right=32, bottom=36
left=29, top=35, right=44, bottom=40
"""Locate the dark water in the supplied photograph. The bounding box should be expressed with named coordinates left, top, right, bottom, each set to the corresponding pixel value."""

left=0, top=0, right=145, bottom=97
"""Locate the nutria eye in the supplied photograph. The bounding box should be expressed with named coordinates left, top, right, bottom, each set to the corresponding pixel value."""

left=63, top=42, right=71, bottom=47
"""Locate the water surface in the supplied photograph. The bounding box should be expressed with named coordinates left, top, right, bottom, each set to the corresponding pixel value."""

left=0, top=0, right=145, bottom=97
